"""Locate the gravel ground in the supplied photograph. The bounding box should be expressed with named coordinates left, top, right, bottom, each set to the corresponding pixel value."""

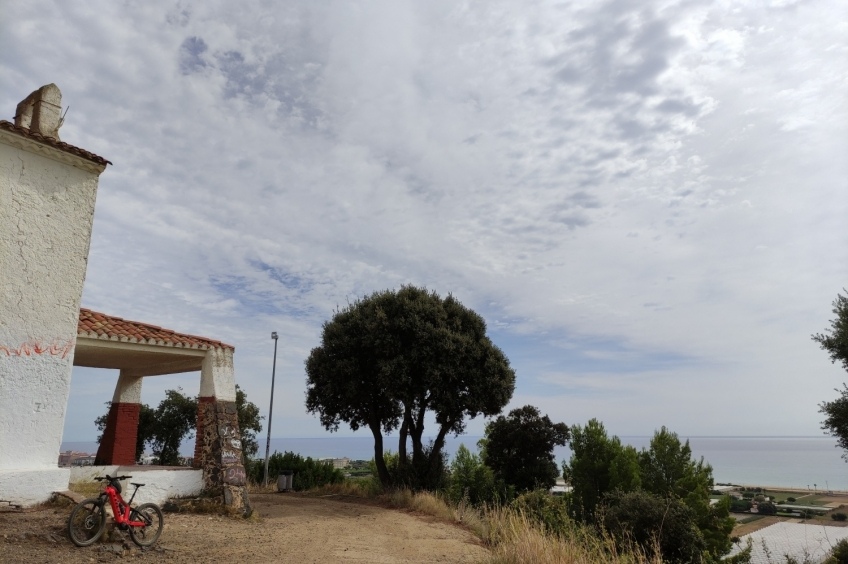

left=1, top=492, right=488, bottom=563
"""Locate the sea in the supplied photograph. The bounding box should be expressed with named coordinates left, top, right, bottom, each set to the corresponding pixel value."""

left=61, top=435, right=848, bottom=491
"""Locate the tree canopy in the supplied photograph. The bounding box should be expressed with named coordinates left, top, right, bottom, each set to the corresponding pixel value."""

left=813, top=290, right=848, bottom=372
left=564, top=418, right=640, bottom=521
left=601, top=490, right=706, bottom=564
left=565, top=421, right=734, bottom=561
left=481, top=405, right=568, bottom=492
left=305, top=285, right=515, bottom=487
left=815, top=290, right=848, bottom=460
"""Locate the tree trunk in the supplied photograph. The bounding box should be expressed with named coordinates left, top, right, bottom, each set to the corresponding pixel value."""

left=409, top=405, right=427, bottom=466
left=398, top=408, right=410, bottom=464
left=369, top=423, right=391, bottom=487
left=429, top=424, right=450, bottom=465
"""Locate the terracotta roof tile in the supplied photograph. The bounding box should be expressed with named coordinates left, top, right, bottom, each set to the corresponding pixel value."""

left=77, top=308, right=234, bottom=350
left=0, top=120, right=111, bottom=166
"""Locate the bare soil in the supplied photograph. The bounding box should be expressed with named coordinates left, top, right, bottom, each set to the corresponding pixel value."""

left=1, top=493, right=489, bottom=563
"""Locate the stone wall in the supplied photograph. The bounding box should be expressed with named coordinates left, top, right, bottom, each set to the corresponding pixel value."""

left=196, top=398, right=251, bottom=515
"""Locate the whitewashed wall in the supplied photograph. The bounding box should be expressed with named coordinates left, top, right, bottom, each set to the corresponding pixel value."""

left=70, top=467, right=204, bottom=506
left=0, top=131, right=105, bottom=506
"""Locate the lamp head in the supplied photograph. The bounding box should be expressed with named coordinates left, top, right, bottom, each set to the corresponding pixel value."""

left=271, top=331, right=278, bottom=340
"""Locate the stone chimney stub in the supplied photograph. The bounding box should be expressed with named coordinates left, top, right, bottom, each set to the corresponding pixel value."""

left=15, top=84, right=63, bottom=140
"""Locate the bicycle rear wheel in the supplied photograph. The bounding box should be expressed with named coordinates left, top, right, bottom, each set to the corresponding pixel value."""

left=128, top=502, right=164, bottom=547
left=67, top=498, right=106, bottom=547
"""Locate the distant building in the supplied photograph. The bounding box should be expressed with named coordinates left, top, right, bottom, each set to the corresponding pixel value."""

left=320, top=457, right=351, bottom=469
left=58, top=451, right=96, bottom=467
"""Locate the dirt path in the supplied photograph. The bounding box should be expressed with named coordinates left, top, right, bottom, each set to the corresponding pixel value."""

left=1, top=493, right=489, bottom=563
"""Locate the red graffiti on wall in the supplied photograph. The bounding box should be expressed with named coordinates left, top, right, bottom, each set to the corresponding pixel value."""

left=0, top=339, right=74, bottom=359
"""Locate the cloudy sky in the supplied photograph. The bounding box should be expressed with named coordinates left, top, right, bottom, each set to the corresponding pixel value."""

left=2, top=0, right=846, bottom=443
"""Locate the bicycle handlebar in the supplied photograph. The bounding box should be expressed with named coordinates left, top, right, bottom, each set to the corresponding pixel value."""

left=94, top=474, right=132, bottom=481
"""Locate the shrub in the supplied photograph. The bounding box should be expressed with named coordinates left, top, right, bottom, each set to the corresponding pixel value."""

left=246, top=451, right=345, bottom=490
left=833, top=512, right=848, bottom=522
left=600, top=490, right=706, bottom=564
left=446, top=444, right=509, bottom=506
left=757, top=501, right=777, bottom=516
left=787, top=497, right=797, bottom=502
left=510, top=489, right=570, bottom=533
left=828, top=538, right=848, bottom=564
left=730, top=499, right=753, bottom=512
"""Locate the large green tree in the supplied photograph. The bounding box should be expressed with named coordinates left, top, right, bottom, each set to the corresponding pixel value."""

left=149, top=388, right=198, bottom=465
left=481, top=405, right=568, bottom=492
left=814, top=290, right=848, bottom=372
left=639, top=427, right=734, bottom=559
left=565, top=421, right=734, bottom=561
left=305, top=285, right=515, bottom=487
left=564, top=418, right=640, bottom=521
left=815, top=290, right=848, bottom=459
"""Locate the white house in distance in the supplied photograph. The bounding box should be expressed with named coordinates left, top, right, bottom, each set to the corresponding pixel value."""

left=0, top=85, right=250, bottom=513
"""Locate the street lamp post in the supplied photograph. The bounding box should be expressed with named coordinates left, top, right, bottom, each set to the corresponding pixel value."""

left=262, top=332, right=279, bottom=487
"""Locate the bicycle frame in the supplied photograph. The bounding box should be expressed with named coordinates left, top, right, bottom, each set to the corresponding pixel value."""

left=102, top=481, right=146, bottom=528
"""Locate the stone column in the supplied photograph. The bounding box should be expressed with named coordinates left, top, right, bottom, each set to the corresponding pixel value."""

left=196, top=347, right=251, bottom=515
left=95, top=371, right=143, bottom=465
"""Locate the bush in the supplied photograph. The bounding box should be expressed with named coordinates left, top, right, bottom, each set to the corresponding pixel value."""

left=510, top=489, right=571, bottom=533
left=600, top=490, right=706, bottom=564
left=730, top=499, right=753, bottom=512
left=447, top=444, right=510, bottom=506
left=757, top=501, right=777, bottom=515
left=787, top=497, right=797, bottom=502
left=246, top=451, right=345, bottom=490
left=828, top=538, right=848, bottom=564
left=833, top=512, right=848, bottom=522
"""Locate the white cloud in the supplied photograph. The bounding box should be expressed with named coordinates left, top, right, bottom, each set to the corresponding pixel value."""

left=2, top=0, right=845, bottom=441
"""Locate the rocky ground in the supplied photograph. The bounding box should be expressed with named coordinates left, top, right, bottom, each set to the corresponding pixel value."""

left=1, top=492, right=489, bottom=563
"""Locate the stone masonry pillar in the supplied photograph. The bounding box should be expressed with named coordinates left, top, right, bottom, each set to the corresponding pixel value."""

left=196, top=346, right=251, bottom=515
left=95, top=371, right=142, bottom=465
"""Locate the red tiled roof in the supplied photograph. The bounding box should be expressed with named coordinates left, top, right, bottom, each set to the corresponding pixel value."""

left=0, top=120, right=111, bottom=166
left=77, top=308, right=234, bottom=350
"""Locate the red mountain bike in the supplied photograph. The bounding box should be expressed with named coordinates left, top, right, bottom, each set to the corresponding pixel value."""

left=67, top=474, right=164, bottom=547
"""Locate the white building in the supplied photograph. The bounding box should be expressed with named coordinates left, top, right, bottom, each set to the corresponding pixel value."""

left=1, top=85, right=250, bottom=513
left=0, top=85, right=110, bottom=506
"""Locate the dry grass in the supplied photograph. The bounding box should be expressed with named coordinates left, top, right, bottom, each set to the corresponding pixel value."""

left=68, top=481, right=102, bottom=498
left=482, top=507, right=662, bottom=564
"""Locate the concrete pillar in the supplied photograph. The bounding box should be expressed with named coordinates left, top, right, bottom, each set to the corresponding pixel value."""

left=95, top=371, right=143, bottom=465
left=195, top=347, right=251, bottom=515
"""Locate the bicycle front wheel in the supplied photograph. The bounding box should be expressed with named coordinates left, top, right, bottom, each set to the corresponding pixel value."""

left=67, top=498, right=106, bottom=547
left=128, top=502, right=164, bottom=547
